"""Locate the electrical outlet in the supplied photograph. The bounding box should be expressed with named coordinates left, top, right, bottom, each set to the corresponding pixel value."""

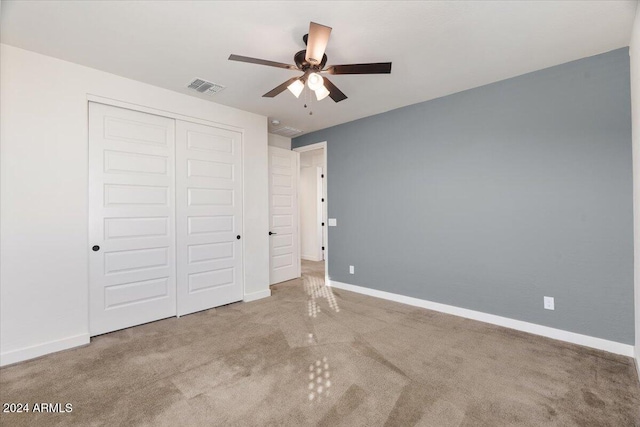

left=544, top=296, right=554, bottom=310
left=328, top=218, right=337, bottom=227
left=349, top=265, right=355, bottom=274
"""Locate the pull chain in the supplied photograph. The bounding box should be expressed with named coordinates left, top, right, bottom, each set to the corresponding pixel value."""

left=302, top=84, right=313, bottom=116
left=306, top=85, right=313, bottom=115
left=303, top=85, right=308, bottom=109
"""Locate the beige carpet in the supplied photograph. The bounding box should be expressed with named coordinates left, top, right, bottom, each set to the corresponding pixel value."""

left=1, top=260, right=639, bottom=426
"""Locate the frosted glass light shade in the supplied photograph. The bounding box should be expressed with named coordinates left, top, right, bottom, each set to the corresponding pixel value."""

left=307, top=73, right=324, bottom=91
left=315, top=85, right=330, bottom=101
left=287, top=79, right=304, bottom=98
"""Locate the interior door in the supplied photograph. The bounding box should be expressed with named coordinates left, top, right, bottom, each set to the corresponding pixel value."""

left=268, top=146, right=300, bottom=284
left=89, top=102, right=177, bottom=336
left=176, top=120, right=243, bottom=316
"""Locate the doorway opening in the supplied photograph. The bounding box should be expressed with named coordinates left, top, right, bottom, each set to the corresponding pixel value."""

left=293, top=142, right=327, bottom=284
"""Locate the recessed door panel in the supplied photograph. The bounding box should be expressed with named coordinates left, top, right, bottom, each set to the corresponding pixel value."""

left=104, top=247, right=169, bottom=275
left=104, top=150, right=168, bottom=175
left=187, top=131, right=234, bottom=153
left=104, top=184, right=169, bottom=206
left=188, top=216, right=234, bottom=235
left=188, top=188, right=233, bottom=206
left=188, top=159, right=233, bottom=179
left=272, top=174, right=292, bottom=188
left=105, top=277, right=170, bottom=309
left=272, top=215, right=292, bottom=228
left=188, top=269, right=234, bottom=293
left=272, top=194, right=293, bottom=208
left=272, top=253, right=293, bottom=269
left=104, top=217, right=168, bottom=240
left=272, top=234, right=293, bottom=249
left=177, top=121, right=243, bottom=316
left=104, top=117, right=168, bottom=146
left=188, top=242, right=234, bottom=264
left=89, top=102, right=177, bottom=336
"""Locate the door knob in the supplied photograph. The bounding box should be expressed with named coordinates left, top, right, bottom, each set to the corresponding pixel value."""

left=269, top=231, right=277, bottom=235
left=92, top=245, right=100, bottom=252
left=237, top=235, right=241, bottom=240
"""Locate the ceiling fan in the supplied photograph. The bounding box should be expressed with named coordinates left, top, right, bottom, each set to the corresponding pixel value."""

left=228, top=22, right=392, bottom=103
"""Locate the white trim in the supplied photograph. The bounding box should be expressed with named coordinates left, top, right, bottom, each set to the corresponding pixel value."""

left=243, top=289, right=271, bottom=303
left=301, top=254, right=324, bottom=262
left=315, top=166, right=324, bottom=261
left=0, top=334, right=90, bottom=367
left=87, top=94, right=245, bottom=133
left=329, top=280, right=634, bottom=357
left=293, top=141, right=326, bottom=153
left=296, top=153, right=302, bottom=279
left=293, top=141, right=328, bottom=283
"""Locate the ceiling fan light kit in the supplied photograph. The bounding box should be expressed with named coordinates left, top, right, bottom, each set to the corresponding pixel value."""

left=228, top=21, right=392, bottom=104
left=306, top=73, right=324, bottom=91
left=287, top=79, right=305, bottom=98
left=315, top=85, right=330, bottom=101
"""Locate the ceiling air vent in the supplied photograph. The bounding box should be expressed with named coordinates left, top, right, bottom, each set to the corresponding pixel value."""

left=187, top=78, right=225, bottom=95
left=272, top=126, right=303, bottom=137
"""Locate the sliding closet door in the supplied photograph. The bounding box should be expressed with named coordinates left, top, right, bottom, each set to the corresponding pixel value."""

left=176, top=121, right=244, bottom=316
left=88, top=103, right=177, bottom=336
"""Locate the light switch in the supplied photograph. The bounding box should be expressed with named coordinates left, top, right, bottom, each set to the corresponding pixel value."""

left=544, top=296, right=554, bottom=310
left=328, top=218, right=337, bottom=227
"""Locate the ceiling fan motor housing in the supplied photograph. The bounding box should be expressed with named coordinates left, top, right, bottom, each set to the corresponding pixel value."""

left=294, top=49, right=328, bottom=72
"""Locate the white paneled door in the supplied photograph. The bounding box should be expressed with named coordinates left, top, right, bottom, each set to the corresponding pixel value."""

left=89, top=103, right=177, bottom=336
left=176, top=121, right=244, bottom=316
left=268, top=147, right=300, bottom=284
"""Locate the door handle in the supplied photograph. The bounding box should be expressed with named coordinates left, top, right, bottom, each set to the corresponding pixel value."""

left=92, top=245, right=100, bottom=252
left=269, top=231, right=277, bottom=235
left=237, top=235, right=241, bottom=240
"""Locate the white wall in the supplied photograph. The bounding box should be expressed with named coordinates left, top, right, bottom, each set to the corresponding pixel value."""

left=268, top=133, right=291, bottom=150
left=0, top=44, right=270, bottom=366
left=300, top=149, right=324, bottom=168
left=299, top=148, right=325, bottom=262
left=630, top=2, right=640, bottom=379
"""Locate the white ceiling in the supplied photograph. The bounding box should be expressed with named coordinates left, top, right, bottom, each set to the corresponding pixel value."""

left=1, top=1, right=638, bottom=136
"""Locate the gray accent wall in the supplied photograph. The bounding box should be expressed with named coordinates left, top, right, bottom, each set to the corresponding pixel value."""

left=293, top=48, right=634, bottom=344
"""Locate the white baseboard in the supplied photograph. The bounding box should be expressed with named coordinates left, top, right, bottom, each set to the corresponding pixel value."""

left=329, top=280, right=634, bottom=358
left=0, top=333, right=90, bottom=367
left=243, top=288, right=271, bottom=303
left=301, top=254, right=323, bottom=262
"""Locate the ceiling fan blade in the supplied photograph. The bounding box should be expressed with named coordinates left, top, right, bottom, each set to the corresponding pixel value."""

left=263, top=77, right=302, bottom=98
left=326, top=62, right=392, bottom=75
left=305, top=22, right=332, bottom=65
left=322, top=77, right=347, bottom=103
left=229, top=54, right=298, bottom=71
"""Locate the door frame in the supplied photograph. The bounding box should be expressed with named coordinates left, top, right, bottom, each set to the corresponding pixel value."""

left=86, top=95, right=247, bottom=320
left=293, top=141, right=328, bottom=283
